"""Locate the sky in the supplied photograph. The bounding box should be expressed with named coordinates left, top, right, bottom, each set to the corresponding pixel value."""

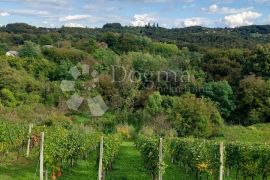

left=0, top=0, right=270, bottom=28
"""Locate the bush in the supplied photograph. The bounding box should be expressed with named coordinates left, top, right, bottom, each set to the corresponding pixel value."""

left=39, top=35, right=53, bottom=46
left=19, top=41, right=42, bottom=58
left=0, top=43, right=8, bottom=55
left=149, top=42, right=179, bottom=57
left=140, top=126, right=154, bottom=137
left=0, top=88, right=18, bottom=107
left=146, top=92, right=163, bottom=115
left=170, top=93, right=223, bottom=137
left=43, top=47, right=88, bottom=63
left=116, top=124, right=135, bottom=139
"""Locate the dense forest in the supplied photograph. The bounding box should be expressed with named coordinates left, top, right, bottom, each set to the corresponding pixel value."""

left=1, top=23, right=270, bottom=132
left=1, top=22, right=270, bottom=179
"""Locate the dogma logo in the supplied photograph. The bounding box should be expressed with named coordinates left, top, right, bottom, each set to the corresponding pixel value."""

left=60, top=63, right=108, bottom=117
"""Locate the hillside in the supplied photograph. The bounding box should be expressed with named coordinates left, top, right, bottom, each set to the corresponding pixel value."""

left=1, top=22, right=270, bottom=179
left=1, top=23, right=270, bottom=50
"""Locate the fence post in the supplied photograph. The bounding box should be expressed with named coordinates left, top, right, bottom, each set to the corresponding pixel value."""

left=26, top=123, right=33, bottom=157
left=98, top=136, right=104, bottom=180
left=40, top=132, right=44, bottom=180
left=219, top=142, right=224, bottom=180
left=159, top=138, right=163, bottom=180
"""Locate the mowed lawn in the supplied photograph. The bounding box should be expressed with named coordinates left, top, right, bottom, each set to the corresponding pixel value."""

left=58, top=153, right=98, bottom=180
left=107, top=141, right=151, bottom=180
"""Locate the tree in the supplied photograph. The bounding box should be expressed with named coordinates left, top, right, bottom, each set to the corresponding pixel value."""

left=170, top=93, right=223, bottom=137
left=19, top=41, right=42, bottom=58
left=202, top=50, right=242, bottom=85
left=93, top=48, right=119, bottom=68
left=103, top=23, right=122, bottom=29
left=73, top=39, right=97, bottom=54
left=39, top=35, right=53, bottom=45
left=129, top=52, right=167, bottom=73
left=244, top=44, right=270, bottom=78
left=202, top=81, right=235, bottom=118
left=234, top=75, right=270, bottom=125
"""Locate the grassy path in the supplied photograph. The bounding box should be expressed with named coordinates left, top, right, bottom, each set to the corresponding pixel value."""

left=0, top=157, right=37, bottom=180
left=107, top=141, right=151, bottom=180
left=59, top=153, right=98, bottom=180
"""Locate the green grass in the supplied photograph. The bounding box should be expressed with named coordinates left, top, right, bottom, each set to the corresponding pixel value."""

left=215, top=123, right=270, bottom=143
left=0, top=155, right=38, bottom=180
left=59, top=153, right=98, bottom=180
left=164, top=161, right=190, bottom=180
left=107, top=141, right=151, bottom=180
left=0, top=152, right=98, bottom=180
left=72, top=114, right=90, bottom=124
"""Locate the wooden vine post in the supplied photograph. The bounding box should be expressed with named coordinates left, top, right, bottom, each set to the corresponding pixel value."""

left=98, top=136, right=104, bottom=180
left=26, top=123, right=33, bottom=157
left=219, top=142, right=224, bottom=180
left=159, top=138, right=163, bottom=180
left=40, top=132, right=44, bottom=180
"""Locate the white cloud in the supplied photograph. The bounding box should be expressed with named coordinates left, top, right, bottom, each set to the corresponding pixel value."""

left=130, top=14, right=156, bottom=26
left=7, top=9, right=49, bottom=16
left=224, top=11, right=261, bottom=28
left=207, top=4, right=218, bottom=13
left=202, top=4, right=253, bottom=14
left=175, top=17, right=210, bottom=27
left=59, top=15, right=91, bottom=22
left=0, top=12, right=10, bottom=16
left=64, top=23, right=85, bottom=28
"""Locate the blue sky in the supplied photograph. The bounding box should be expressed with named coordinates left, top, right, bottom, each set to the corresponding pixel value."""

left=0, top=0, right=270, bottom=28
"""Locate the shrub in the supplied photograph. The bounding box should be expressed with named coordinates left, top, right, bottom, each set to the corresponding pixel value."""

left=146, top=92, right=163, bottom=115
left=140, top=126, right=154, bottom=137
left=171, top=93, right=223, bottom=137
left=0, top=88, right=18, bottom=107
left=0, top=43, right=8, bottom=55
left=149, top=42, right=179, bottom=57
left=43, top=47, right=88, bottom=63
left=19, top=41, right=42, bottom=58
left=116, top=124, right=135, bottom=139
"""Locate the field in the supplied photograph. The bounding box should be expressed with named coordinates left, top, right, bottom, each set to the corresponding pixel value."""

left=0, top=124, right=270, bottom=180
left=215, top=123, right=270, bottom=143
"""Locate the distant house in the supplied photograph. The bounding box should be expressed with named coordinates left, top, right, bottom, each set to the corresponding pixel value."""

left=5, top=51, right=19, bottom=57
left=42, top=45, right=54, bottom=49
